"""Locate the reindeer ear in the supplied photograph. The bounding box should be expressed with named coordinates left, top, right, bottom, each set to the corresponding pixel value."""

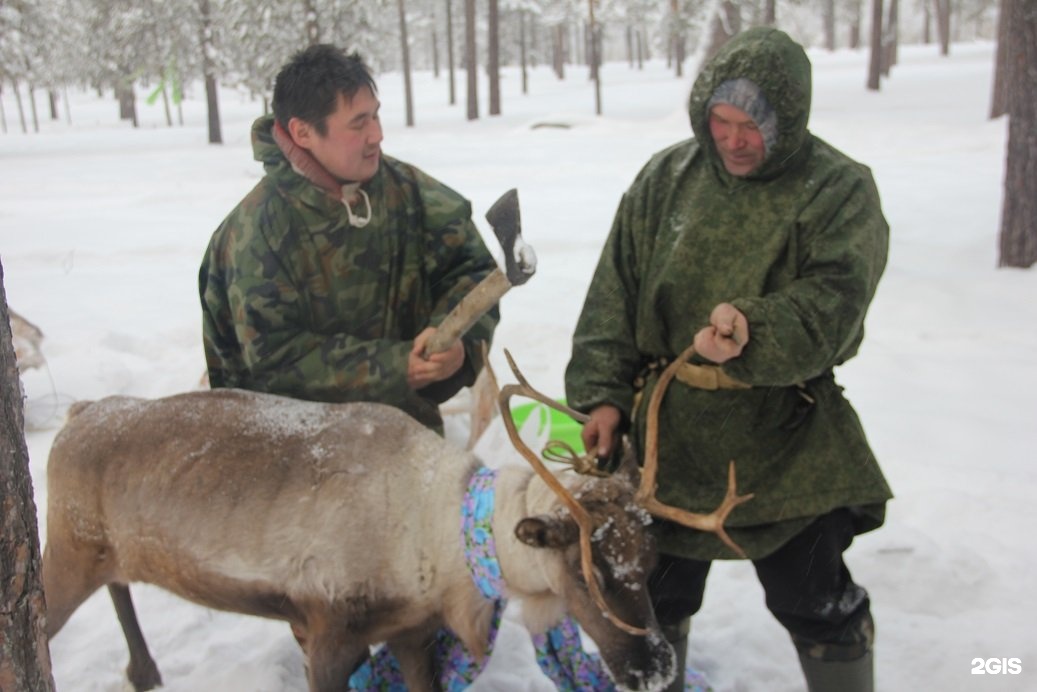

left=515, top=516, right=579, bottom=549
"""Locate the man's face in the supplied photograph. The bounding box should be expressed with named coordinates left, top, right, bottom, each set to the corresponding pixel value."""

left=708, top=103, right=766, bottom=177
left=290, top=87, right=383, bottom=183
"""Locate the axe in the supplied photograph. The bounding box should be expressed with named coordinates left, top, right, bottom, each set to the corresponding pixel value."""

left=424, top=188, right=535, bottom=355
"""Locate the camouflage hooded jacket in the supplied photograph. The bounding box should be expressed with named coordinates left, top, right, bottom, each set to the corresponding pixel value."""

left=200, top=114, right=499, bottom=430
left=565, top=28, right=892, bottom=560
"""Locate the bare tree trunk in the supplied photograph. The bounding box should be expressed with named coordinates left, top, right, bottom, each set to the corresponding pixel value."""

left=848, top=0, right=862, bottom=48
left=47, top=90, right=58, bottom=120
left=397, top=0, right=415, bottom=126
left=302, top=0, right=321, bottom=44
left=13, top=81, right=28, bottom=133
left=990, top=0, right=1010, bottom=119
left=0, top=258, right=55, bottom=692
left=881, top=0, right=899, bottom=75
left=197, top=0, right=222, bottom=144
left=588, top=0, right=601, bottom=115
left=161, top=85, right=173, bottom=127
left=432, top=28, right=440, bottom=80
left=670, top=0, right=684, bottom=77
left=520, top=10, right=529, bottom=94
left=553, top=24, right=566, bottom=79
left=28, top=84, right=39, bottom=132
left=923, top=0, right=933, bottom=43
left=446, top=0, right=456, bottom=105
left=572, top=23, right=584, bottom=65
left=936, top=0, right=951, bottom=55
left=116, top=82, right=138, bottom=128
left=823, top=0, right=836, bottom=50
left=867, top=0, right=884, bottom=89
left=203, top=75, right=221, bottom=143
left=763, top=0, right=776, bottom=25
left=998, top=0, right=1037, bottom=267
left=1, top=84, right=8, bottom=133
left=704, top=1, right=742, bottom=65
left=431, top=2, right=440, bottom=80
left=488, top=0, right=500, bottom=115
left=464, top=0, right=478, bottom=120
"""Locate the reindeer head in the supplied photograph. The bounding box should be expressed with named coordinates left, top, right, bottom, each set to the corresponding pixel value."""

left=498, top=345, right=753, bottom=689
left=513, top=449, right=676, bottom=691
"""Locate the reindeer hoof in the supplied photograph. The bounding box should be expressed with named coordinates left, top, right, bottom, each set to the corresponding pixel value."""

left=127, top=658, right=162, bottom=691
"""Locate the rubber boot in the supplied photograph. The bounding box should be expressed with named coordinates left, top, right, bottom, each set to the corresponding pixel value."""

left=797, top=649, right=874, bottom=692
left=661, top=618, right=690, bottom=692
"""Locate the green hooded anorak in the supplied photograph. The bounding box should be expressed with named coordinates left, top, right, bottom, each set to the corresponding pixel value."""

left=565, top=28, right=892, bottom=560
left=200, top=114, right=499, bottom=430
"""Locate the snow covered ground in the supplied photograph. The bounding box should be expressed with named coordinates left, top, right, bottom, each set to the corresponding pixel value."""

left=3, top=40, right=1035, bottom=692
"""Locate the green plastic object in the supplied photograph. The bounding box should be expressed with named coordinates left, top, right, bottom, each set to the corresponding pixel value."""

left=509, top=399, right=585, bottom=455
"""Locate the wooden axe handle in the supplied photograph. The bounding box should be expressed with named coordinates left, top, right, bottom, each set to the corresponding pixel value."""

left=424, top=269, right=511, bottom=355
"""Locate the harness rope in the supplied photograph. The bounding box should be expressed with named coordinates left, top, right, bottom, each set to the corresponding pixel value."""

left=348, top=467, right=712, bottom=691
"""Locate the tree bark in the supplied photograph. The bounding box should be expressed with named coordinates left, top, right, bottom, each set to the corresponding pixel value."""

left=990, top=0, right=1010, bottom=119
left=588, top=0, right=602, bottom=116
left=936, top=0, right=951, bottom=55
left=13, top=81, right=27, bottom=133
left=488, top=0, right=500, bottom=116
left=671, top=0, right=686, bottom=77
left=867, top=0, right=884, bottom=90
left=302, top=0, right=321, bottom=44
left=464, top=0, right=478, bottom=120
left=398, top=0, right=415, bottom=126
left=197, top=0, right=222, bottom=144
left=881, top=0, right=899, bottom=75
left=117, top=83, right=138, bottom=128
left=703, top=1, right=742, bottom=65
left=553, top=24, right=566, bottom=80
left=848, top=0, right=862, bottom=48
left=520, top=10, right=529, bottom=94
left=0, top=258, right=55, bottom=692
left=446, top=0, right=456, bottom=105
left=998, top=0, right=1037, bottom=268
left=823, top=0, right=836, bottom=50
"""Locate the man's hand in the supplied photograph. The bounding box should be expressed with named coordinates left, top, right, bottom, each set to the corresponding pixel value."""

left=693, top=302, right=749, bottom=364
left=408, top=327, right=465, bottom=389
left=582, top=404, right=622, bottom=462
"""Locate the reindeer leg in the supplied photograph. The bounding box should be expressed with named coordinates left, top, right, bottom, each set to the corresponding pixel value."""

left=303, top=619, right=368, bottom=692
left=108, top=583, right=163, bottom=692
left=388, top=625, right=442, bottom=692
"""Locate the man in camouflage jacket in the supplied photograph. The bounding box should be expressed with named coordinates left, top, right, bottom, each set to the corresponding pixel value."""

left=200, top=46, right=498, bottom=432
left=565, top=28, right=891, bottom=692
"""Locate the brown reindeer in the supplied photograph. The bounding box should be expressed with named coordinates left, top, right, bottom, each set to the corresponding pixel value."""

left=43, top=389, right=675, bottom=691
left=42, top=343, right=748, bottom=692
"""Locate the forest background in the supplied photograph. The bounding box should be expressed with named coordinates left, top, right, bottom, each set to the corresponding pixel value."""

left=3, top=0, right=1036, bottom=690
left=1, top=0, right=1000, bottom=142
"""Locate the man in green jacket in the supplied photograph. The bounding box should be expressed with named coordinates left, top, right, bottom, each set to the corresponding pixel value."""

left=565, top=28, right=892, bottom=692
left=200, top=45, right=498, bottom=431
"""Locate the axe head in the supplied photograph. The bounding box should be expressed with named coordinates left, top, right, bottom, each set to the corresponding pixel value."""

left=485, top=188, right=536, bottom=286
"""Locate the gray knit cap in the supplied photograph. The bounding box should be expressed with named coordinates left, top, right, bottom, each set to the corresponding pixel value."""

left=706, top=78, right=779, bottom=157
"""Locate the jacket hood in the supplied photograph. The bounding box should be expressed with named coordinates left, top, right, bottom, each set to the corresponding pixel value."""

left=689, top=27, right=812, bottom=181
left=252, top=113, right=287, bottom=170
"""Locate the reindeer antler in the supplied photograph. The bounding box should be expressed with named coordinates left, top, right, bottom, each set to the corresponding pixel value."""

left=638, top=342, right=754, bottom=558
left=498, top=350, right=649, bottom=636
